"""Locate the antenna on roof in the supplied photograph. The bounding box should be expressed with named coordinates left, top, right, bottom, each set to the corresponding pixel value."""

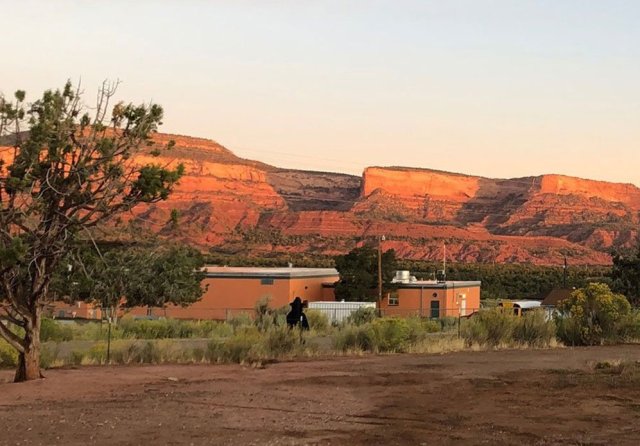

left=443, top=242, right=447, bottom=280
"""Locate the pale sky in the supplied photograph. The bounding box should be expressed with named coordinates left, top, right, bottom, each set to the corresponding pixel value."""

left=1, top=1, right=639, bottom=184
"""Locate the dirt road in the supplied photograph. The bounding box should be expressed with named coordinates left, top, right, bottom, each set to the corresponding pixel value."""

left=1, top=345, right=639, bottom=445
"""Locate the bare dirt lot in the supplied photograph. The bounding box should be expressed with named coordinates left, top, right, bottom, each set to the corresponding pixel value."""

left=1, top=345, right=640, bottom=445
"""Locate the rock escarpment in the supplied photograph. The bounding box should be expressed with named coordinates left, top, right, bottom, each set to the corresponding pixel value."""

left=3, top=133, right=637, bottom=265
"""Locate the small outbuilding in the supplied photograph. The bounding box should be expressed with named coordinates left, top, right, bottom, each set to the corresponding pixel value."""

left=380, top=274, right=481, bottom=318
left=130, top=266, right=340, bottom=320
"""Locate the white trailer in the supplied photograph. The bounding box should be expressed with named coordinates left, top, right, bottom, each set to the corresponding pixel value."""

left=307, top=301, right=376, bottom=324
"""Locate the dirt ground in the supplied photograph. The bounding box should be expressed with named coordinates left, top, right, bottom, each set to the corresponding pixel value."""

left=1, top=345, right=640, bottom=446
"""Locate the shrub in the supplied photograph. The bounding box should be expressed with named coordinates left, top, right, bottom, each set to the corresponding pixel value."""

left=111, top=341, right=147, bottom=364
left=263, top=325, right=297, bottom=357
left=336, top=317, right=442, bottom=353
left=88, top=343, right=108, bottom=364
left=0, top=340, right=18, bottom=368
left=39, top=344, right=60, bottom=369
left=347, top=307, right=377, bottom=326
left=69, top=350, right=85, bottom=366
left=305, top=310, right=329, bottom=332
left=227, top=313, right=254, bottom=331
left=334, top=325, right=375, bottom=352
left=462, top=308, right=516, bottom=347
left=40, top=318, right=74, bottom=342
left=370, top=318, right=411, bottom=352
left=254, top=296, right=273, bottom=332
left=614, top=311, right=640, bottom=341
left=512, top=310, right=556, bottom=347
left=206, top=326, right=261, bottom=363
left=555, top=283, right=632, bottom=345
left=438, top=317, right=459, bottom=332
left=118, top=318, right=195, bottom=339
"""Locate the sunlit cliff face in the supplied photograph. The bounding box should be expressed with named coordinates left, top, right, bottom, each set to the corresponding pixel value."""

left=4, top=133, right=638, bottom=266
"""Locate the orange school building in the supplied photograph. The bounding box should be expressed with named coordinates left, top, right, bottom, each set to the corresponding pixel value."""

left=379, top=281, right=481, bottom=318
left=129, top=266, right=340, bottom=320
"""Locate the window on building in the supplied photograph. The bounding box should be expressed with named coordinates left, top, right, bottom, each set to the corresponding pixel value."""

left=260, top=278, right=274, bottom=285
left=388, top=292, right=399, bottom=306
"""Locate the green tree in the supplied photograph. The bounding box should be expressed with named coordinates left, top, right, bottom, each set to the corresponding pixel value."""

left=55, top=244, right=205, bottom=313
left=0, top=82, right=183, bottom=381
left=610, top=245, right=640, bottom=306
left=334, top=246, right=397, bottom=302
left=555, top=282, right=632, bottom=345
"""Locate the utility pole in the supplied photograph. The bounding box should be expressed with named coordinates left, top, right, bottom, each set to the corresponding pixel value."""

left=378, top=235, right=386, bottom=312
left=563, top=256, right=568, bottom=288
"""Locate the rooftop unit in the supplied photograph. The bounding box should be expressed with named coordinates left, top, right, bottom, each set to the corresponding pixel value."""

left=392, top=270, right=417, bottom=284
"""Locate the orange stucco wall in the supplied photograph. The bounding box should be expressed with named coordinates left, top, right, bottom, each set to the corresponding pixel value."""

left=128, top=274, right=339, bottom=320
left=380, top=285, right=481, bottom=318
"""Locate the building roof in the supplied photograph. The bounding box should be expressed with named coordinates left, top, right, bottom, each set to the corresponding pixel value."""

left=395, top=280, right=481, bottom=289
left=203, top=266, right=339, bottom=279
left=499, top=300, right=542, bottom=309
left=541, top=288, right=574, bottom=307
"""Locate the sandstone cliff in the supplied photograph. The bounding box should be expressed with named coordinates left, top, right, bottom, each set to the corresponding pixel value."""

left=3, top=133, right=637, bottom=265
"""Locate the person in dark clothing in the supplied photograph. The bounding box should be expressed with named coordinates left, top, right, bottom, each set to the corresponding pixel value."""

left=286, top=297, right=309, bottom=330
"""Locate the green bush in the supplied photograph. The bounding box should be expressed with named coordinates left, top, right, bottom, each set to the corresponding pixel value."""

left=137, top=341, right=162, bottom=364
left=39, top=344, right=60, bottom=369
left=462, top=308, right=516, bottom=347
left=512, top=310, right=556, bottom=347
left=334, top=325, right=375, bottom=352
left=336, top=316, right=442, bottom=353
left=69, top=350, right=85, bottom=366
left=254, top=296, right=273, bottom=332
left=118, top=318, right=195, bottom=339
left=305, top=310, right=329, bottom=332
left=614, top=311, right=640, bottom=341
left=40, top=318, right=74, bottom=342
left=88, top=343, right=108, bottom=364
left=369, top=318, right=411, bottom=352
left=263, top=325, right=297, bottom=357
left=0, top=340, right=18, bottom=368
left=206, top=326, right=261, bottom=363
left=227, top=313, right=254, bottom=331
left=463, top=308, right=556, bottom=348
left=111, top=341, right=148, bottom=364
left=555, top=283, right=633, bottom=346
left=190, top=320, right=234, bottom=338
left=438, top=317, right=459, bottom=332
left=347, top=307, right=377, bottom=326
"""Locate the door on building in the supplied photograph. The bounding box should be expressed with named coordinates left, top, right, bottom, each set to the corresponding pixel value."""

left=458, top=293, right=467, bottom=316
left=430, top=300, right=440, bottom=318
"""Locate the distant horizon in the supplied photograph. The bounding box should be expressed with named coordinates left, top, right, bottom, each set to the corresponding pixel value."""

left=149, top=130, right=640, bottom=187
left=2, top=1, right=638, bottom=186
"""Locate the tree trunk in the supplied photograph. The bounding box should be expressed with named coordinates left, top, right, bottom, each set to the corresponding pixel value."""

left=14, top=308, right=43, bottom=383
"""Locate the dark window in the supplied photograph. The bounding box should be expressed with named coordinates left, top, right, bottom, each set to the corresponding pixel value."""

left=432, top=292, right=438, bottom=298
left=389, top=293, right=399, bottom=306
left=261, top=278, right=274, bottom=285
left=430, top=300, right=440, bottom=318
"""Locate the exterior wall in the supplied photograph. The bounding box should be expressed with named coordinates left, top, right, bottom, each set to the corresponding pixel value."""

left=129, top=274, right=339, bottom=320
left=380, top=285, right=481, bottom=318
left=322, top=284, right=336, bottom=301
left=288, top=276, right=337, bottom=303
